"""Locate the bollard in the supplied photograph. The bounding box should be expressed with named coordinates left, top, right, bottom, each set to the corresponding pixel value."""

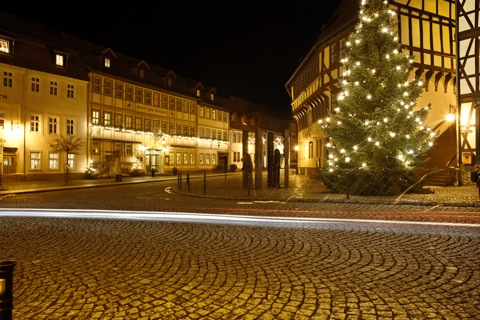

left=204, top=170, right=206, bottom=194
left=0, top=260, right=16, bottom=320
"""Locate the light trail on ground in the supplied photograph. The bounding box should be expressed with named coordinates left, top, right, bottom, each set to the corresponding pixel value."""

left=0, top=208, right=478, bottom=229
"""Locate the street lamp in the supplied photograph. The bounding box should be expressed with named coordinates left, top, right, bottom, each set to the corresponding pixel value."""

left=446, top=105, right=462, bottom=185
left=294, top=145, right=299, bottom=175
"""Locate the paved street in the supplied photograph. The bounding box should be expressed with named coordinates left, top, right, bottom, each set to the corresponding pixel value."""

left=0, top=172, right=479, bottom=319
left=1, top=211, right=479, bottom=320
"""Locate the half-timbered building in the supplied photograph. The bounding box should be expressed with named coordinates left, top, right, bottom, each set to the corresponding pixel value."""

left=455, top=0, right=480, bottom=183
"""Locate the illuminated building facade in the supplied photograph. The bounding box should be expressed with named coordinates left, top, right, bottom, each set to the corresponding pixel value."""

left=286, top=0, right=470, bottom=185
left=0, top=12, right=290, bottom=181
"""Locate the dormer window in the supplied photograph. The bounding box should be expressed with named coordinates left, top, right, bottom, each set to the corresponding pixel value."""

left=167, top=78, right=172, bottom=87
left=139, top=68, right=145, bottom=79
left=104, top=57, right=111, bottom=68
left=0, top=38, right=10, bottom=54
left=196, top=89, right=201, bottom=97
left=55, top=53, right=65, bottom=67
left=210, top=93, right=214, bottom=101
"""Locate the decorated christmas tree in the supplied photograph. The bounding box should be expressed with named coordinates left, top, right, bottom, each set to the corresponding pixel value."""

left=319, top=0, right=436, bottom=196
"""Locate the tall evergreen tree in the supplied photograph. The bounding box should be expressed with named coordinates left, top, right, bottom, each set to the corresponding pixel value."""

left=319, top=0, right=436, bottom=196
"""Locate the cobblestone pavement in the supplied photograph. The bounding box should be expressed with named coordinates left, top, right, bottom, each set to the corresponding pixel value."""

left=1, top=172, right=479, bottom=319
left=1, top=171, right=480, bottom=207
left=1, top=212, right=479, bottom=319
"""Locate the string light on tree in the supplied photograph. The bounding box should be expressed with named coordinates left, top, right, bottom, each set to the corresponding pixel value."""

left=318, top=0, right=436, bottom=196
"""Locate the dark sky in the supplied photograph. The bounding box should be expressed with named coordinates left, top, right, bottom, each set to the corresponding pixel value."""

left=2, top=0, right=342, bottom=115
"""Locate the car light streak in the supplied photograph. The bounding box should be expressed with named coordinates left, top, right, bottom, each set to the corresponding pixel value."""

left=0, top=208, right=479, bottom=229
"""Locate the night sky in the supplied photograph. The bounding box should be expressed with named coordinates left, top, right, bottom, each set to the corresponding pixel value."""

left=1, top=0, right=343, bottom=115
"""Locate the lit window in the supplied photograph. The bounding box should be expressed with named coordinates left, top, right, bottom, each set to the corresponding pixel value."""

left=67, top=153, right=75, bottom=169
left=0, top=39, right=10, bottom=54
left=92, top=110, right=100, bottom=125
left=104, top=57, right=111, bottom=68
left=30, top=152, right=41, bottom=170
left=104, top=112, right=112, bottom=126
left=55, top=54, right=64, bottom=66
left=49, top=152, right=59, bottom=170
left=92, top=141, right=100, bottom=154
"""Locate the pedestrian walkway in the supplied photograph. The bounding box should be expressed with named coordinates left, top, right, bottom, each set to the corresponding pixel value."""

left=1, top=171, right=479, bottom=207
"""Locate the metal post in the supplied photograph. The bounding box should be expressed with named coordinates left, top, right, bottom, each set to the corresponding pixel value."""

left=0, top=260, right=16, bottom=320
left=203, top=170, right=206, bottom=194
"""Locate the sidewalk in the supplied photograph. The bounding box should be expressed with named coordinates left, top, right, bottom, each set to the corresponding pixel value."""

left=1, top=171, right=479, bottom=207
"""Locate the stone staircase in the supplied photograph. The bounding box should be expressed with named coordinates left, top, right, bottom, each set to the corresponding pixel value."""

left=421, top=125, right=457, bottom=186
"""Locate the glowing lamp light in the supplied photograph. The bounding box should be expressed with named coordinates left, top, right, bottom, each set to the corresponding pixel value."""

left=445, top=113, right=455, bottom=122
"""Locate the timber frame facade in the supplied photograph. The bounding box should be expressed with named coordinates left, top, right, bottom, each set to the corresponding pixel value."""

left=285, top=0, right=479, bottom=186
left=456, top=0, right=480, bottom=175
